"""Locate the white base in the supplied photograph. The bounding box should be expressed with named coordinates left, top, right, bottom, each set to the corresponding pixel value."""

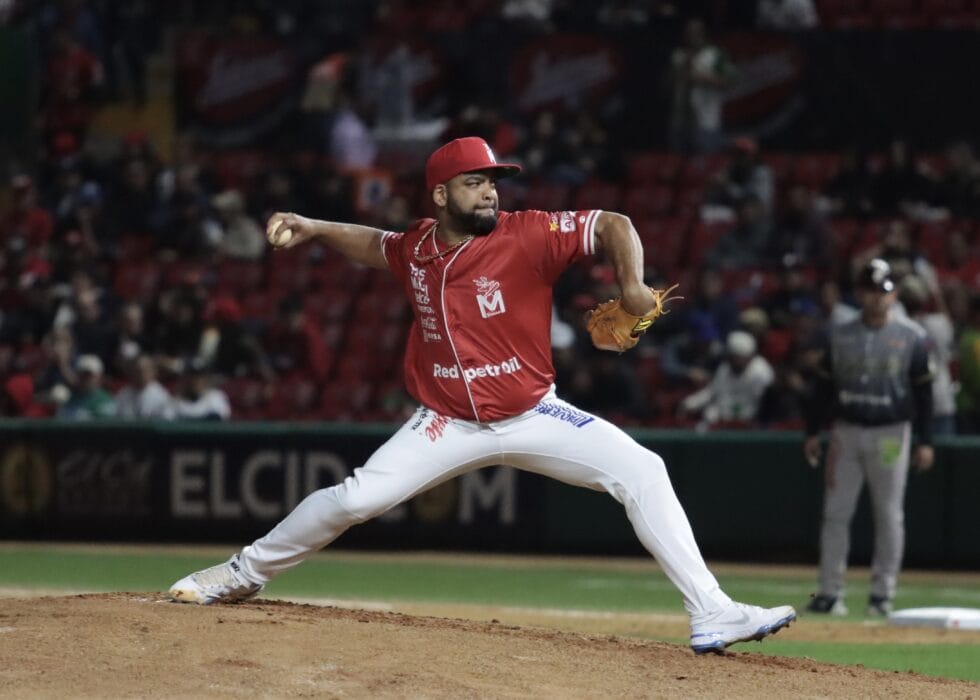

left=888, top=607, right=980, bottom=630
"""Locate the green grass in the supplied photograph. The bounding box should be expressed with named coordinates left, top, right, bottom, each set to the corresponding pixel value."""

left=2, top=545, right=978, bottom=683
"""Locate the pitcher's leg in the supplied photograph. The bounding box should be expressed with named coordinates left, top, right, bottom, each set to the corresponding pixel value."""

left=239, top=409, right=497, bottom=583
left=818, top=426, right=864, bottom=599
left=865, top=423, right=911, bottom=601
left=499, top=405, right=730, bottom=617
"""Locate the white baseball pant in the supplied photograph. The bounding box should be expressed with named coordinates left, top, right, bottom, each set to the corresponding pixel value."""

left=238, top=389, right=733, bottom=616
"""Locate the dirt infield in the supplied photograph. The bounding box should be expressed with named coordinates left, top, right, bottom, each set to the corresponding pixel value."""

left=1, top=594, right=977, bottom=699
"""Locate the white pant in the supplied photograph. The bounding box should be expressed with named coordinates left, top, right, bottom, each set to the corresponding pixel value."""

left=239, top=391, right=732, bottom=616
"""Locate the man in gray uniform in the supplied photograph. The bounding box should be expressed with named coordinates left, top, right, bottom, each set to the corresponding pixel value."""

left=803, top=259, right=934, bottom=616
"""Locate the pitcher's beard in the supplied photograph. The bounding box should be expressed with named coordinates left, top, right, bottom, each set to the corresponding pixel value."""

left=447, top=200, right=498, bottom=235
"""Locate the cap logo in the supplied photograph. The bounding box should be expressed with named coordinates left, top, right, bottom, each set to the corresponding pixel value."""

left=483, top=143, right=497, bottom=163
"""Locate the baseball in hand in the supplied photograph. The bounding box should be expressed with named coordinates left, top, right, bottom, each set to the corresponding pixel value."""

left=273, top=227, right=293, bottom=246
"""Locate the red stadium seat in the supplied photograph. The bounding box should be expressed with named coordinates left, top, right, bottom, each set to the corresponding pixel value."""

left=114, top=260, right=161, bottom=301
left=216, top=260, right=265, bottom=296
left=223, top=377, right=267, bottom=420
left=622, top=185, right=675, bottom=219
left=628, top=152, right=682, bottom=184
left=573, top=179, right=623, bottom=212
left=678, top=154, right=728, bottom=186
left=685, top=220, right=731, bottom=268
left=792, top=154, right=840, bottom=187
left=266, top=375, right=320, bottom=420
left=116, top=233, right=155, bottom=261
left=635, top=217, right=688, bottom=271
left=523, top=181, right=572, bottom=211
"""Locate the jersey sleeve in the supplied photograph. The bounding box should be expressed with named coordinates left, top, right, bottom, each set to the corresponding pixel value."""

left=515, top=209, right=600, bottom=282
left=380, top=230, right=405, bottom=271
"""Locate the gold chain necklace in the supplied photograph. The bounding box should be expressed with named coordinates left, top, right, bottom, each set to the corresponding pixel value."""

left=413, top=223, right=473, bottom=263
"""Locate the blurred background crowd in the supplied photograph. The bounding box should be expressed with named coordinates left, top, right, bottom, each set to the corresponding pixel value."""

left=1, top=0, right=978, bottom=432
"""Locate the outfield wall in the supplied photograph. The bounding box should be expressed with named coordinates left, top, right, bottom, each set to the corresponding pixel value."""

left=1, top=421, right=977, bottom=567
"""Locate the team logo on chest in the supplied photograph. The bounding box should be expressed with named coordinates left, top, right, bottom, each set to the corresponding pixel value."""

left=473, top=276, right=506, bottom=319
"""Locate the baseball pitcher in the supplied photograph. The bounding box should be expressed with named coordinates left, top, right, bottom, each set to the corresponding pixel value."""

left=169, top=137, right=795, bottom=654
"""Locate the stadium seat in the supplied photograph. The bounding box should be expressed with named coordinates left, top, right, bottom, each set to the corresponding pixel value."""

left=635, top=217, right=688, bottom=271
left=792, top=154, right=840, bottom=187
left=678, top=154, right=728, bottom=186
left=266, top=375, right=320, bottom=420
left=627, top=152, right=682, bottom=184
left=685, top=220, right=731, bottom=268
left=622, top=184, right=675, bottom=219
left=216, top=260, right=265, bottom=296
left=573, top=179, right=623, bottom=212
left=114, top=260, right=161, bottom=301
left=223, top=377, right=267, bottom=420
left=116, top=233, right=155, bottom=261
left=523, top=181, right=572, bottom=211
left=761, top=153, right=795, bottom=183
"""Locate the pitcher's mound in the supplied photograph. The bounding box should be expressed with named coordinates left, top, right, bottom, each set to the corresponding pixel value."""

left=0, top=593, right=974, bottom=698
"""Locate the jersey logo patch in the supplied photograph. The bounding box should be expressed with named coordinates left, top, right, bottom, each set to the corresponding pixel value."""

left=559, top=211, right=576, bottom=233
left=474, top=276, right=507, bottom=319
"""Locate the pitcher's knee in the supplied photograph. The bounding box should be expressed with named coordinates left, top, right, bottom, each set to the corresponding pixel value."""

left=331, top=478, right=401, bottom=524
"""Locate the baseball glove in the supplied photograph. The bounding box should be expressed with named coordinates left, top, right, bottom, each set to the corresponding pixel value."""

left=586, top=284, right=681, bottom=352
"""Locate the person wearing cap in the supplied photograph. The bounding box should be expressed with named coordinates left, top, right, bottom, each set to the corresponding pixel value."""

left=802, top=258, right=935, bottom=617
left=169, top=136, right=798, bottom=655
left=677, top=329, right=775, bottom=427
left=57, top=354, right=117, bottom=420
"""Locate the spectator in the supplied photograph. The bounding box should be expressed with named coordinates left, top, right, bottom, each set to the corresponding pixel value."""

left=899, top=275, right=957, bottom=435
left=935, top=141, right=980, bottom=218
left=67, top=285, right=114, bottom=362
left=824, top=147, right=876, bottom=219
left=768, top=184, right=832, bottom=269
left=108, top=302, right=152, bottom=374
left=4, top=175, right=54, bottom=248
left=267, top=297, right=331, bottom=382
left=705, top=196, right=771, bottom=269
left=668, top=18, right=737, bottom=153
left=104, top=158, right=161, bottom=240
left=329, top=95, right=377, bottom=171
left=199, top=296, right=273, bottom=380
left=707, top=137, right=775, bottom=217
left=818, top=278, right=859, bottom=326
left=173, top=359, right=231, bottom=421
left=115, top=354, right=175, bottom=420
left=58, top=354, right=116, bottom=419
left=660, top=266, right=739, bottom=342
left=757, top=0, right=818, bottom=30
left=873, top=140, right=934, bottom=216
left=678, top=330, right=775, bottom=426
left=956, top=294, right=980, bottom=434
left=212, top=190, right=265, bottom=261
left=763, top=257, right=819, bottom=330
left=1, top=373, right=48, bottom=418
left=661, top=310, right=724, bottom=388
left=40, top=26, right=104, bottom=145
left=563, top=352, right=649, bottom=421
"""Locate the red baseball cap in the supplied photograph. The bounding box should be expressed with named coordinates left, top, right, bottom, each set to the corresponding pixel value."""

left=425, top=137, right=521, bottom=191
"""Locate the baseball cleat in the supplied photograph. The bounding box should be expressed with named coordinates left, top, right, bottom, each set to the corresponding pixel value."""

left=169, top=554, right=263, bottom=605
left=805, top=593, right=848, bottom=616
left=865, top=595, right=893, bottom=617
left=689, top=602, right=796, bottom=655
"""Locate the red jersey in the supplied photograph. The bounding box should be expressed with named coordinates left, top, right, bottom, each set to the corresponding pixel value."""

left=382, top=209, right=599, bottom=422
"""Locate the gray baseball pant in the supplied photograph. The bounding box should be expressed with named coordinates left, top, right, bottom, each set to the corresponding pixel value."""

left=818, top=421, right=911, bottom=601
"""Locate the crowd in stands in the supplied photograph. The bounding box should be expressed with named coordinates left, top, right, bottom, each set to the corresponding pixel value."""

left=1, top=1, right=979, bottom=433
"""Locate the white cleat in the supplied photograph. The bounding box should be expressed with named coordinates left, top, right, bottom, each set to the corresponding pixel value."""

left=169, top=554, right=263, bottom=605
left=690, top=602, right=796, bottom=655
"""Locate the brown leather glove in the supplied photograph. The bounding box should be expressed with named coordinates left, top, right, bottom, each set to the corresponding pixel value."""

left=586, top=284, right=681, bottom=352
